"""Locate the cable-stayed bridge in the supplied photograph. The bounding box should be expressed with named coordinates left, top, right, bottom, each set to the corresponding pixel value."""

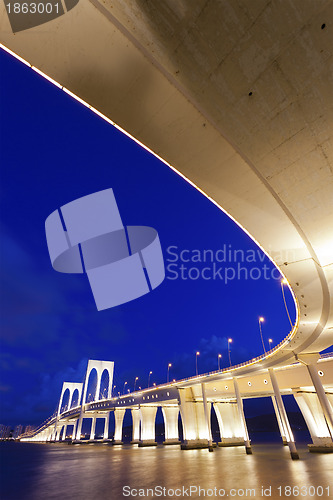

left=21, top=353, right=333, bottom=460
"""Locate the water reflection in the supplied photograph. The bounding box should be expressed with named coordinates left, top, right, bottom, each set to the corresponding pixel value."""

left=1, top=441, right=332, bottom=500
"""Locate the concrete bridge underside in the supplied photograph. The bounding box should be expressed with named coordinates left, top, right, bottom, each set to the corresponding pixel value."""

left=1, top=1, right=332, bottom=367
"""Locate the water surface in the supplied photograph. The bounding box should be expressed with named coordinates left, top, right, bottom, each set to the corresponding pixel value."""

left=1, top=440, right=332, bottom=499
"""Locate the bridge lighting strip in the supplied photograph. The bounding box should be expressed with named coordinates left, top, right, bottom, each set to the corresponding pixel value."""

left=0, top=42, right=299, bottom=353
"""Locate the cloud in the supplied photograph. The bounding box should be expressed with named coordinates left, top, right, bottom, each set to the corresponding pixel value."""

left=0, top=358, right=88, bottom=425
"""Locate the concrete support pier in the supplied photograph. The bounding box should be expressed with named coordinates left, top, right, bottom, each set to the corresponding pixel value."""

left=162, top=406, right=181, bottom=445
left=113, top=408, right=125, bottom=444
left=271, top=396, right=288, bottom=445
left=103, top=413, right=110, bottom=441
left=294, top=391, right=333, bottom=453
left=139, top=406, right=157, bottom=447
left=178, top=388, right=211, bottom=449
left=89, top=417, right=96, bottom=441
left=269, top=369, right=299, bottom=460
left=130, top=408, right=141, bottom=444
left=233, top=378, right=252, bottom=454
left=214, top=402, right=245, bottom=447
left=297, top=354, right=333, bottom=452
left=202, top=384, right=214, bottom=452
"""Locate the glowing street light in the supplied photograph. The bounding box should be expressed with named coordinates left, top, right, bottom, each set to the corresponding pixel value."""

left=218, top=353, right=222, bottom=370
left=281, top=278, right=293, bottom=328
left=167, top=363, right=172, bottom=383
left=268, top=338, right=273, bottom=350
left=134, top=377, right=139, bottom=392
left=123, top=381, right=127, bottom=394
left=148, top=371, right=152, bottom=388
left=196, top=351, right=200, bottom=376
left=258, top=317, right=266, bottom=354
left=227, top=338, right=232, bottom=366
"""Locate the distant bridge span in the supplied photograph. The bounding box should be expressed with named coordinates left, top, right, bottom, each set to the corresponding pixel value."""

left=21, top=355, right=333, bottom=458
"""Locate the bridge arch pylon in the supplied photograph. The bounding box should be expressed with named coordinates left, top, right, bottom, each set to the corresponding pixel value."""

left=81, top=360, right=114, bottom=404
left=58, top=382, right=83, bottom=416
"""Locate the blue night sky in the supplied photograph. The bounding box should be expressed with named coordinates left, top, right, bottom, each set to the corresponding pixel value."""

left=0, top=48, right=297, bottom=426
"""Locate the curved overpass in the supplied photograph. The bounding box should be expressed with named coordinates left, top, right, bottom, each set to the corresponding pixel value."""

left=1, top=0, right=332, bottom=368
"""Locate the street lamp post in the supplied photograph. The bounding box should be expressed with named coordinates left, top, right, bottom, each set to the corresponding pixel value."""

left=196, top=351, right=200, bottom=376
left=281, top=278, right=293, bottom=328
left=123, top=381, right=127, bottom=394
left=148, top=371, right=152, bottom=388
left=167, top=363, right=172, bottom=383
left=258, top=317, right=266, bottom=354
left=268, top=338, right=273, bottom=350
left=218, top=353, right=222, bottom=370
left=228, top=338, right=232, bottom=366
left=134, top=377, right=138, bottom=392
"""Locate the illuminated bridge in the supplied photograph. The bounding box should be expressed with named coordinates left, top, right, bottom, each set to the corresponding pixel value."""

left=21, top=354, right=333, bottom=459
left=2, top=1, right=333, bottom=459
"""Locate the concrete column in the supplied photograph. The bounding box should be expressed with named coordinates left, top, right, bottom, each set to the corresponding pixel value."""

left=55, top=426, right=61, bottom=442
left=233, top=378, right=252, bottom=454
left=62, top=424, right=68, bottom=441
left=51, top=416, right=59, bottom=442
left=294, top=392, right=333, bottom=452
left=103, top=413, right=110, bottom=440
left=202, top=384, right=213, bottom=452
left=114, top=408, right=125, bottom=444
left=75, top=368, right=90, bottom=441
left=139, top=406, right=157, bottom=447
left=271, top=396, right=288, bottom=445
left=178, top=388, right=211, bottom=449
left=269, top=368, right=299, bottom=460
left=45, top=428, right=51, bottom=441
left=161, top=406, right=181, bottom=445
left=213, top=402, right=244, bottom=447
left=131, top=408, right=141, bottom=444
left=75, top=415, right=84, bottom=441
left=306, top=364, right=333, bottom=438
left=89, top=417, right=97, bottom=441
